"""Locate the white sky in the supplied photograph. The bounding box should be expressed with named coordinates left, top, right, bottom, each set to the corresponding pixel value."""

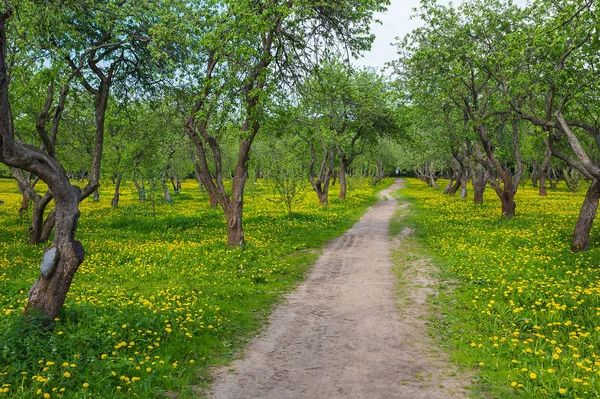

left=354, top=0, right=530, bottom=71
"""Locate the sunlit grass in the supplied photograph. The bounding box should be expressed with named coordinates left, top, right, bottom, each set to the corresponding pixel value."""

left=402, top=178, right=600, bottom=398
left=0, top=177, right=389, bottom=398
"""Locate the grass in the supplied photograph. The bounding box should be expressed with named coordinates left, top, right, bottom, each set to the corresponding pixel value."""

left=400, top=178, right=600, bottom=399
left=0, top=177, right=391, bottom=398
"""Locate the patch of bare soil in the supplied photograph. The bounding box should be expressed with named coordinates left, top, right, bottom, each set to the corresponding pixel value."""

left=203, top=179, right=470, bottom=398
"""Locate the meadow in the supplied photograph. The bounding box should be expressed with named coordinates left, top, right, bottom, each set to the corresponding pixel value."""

left=400, top=178, right=600, bottom=399
left=0, top=177, right=387, bottom=398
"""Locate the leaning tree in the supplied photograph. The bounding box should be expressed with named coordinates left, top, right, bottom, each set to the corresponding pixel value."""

left=0, top=0, right=158, bottom=320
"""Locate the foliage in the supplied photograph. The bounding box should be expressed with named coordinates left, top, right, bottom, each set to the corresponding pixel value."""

left=401, top=178, right=600, bottom=398
left=0, top=177, right=388, bottom=398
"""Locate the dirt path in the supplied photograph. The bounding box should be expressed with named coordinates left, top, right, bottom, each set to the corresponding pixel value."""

left=205, top=179, right=469, bottom=399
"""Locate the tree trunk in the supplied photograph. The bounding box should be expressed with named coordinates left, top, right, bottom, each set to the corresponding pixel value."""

left=539, top=169, right=548, bottom=196
left=443, top=177, right=454, bottom=194
left=448, top=175, right=461, bottom=195
left=571, top=179, right=600, bottom=252
left=27, top=184, right=84, bottom=320
left=539, top=141, right=551, bottom=196
left=133, top=180, right=145, bottom=200
left=29, top=203, right=45, bottom=245
left=40, top=210, right=56, bottom=243
left=163, top=184, right=173, bottom=204
left=225, top=142, right=251, bottom=246
left=429, top=174, right=439, bottom=189
left=531, top=159, right=539, bottom=188
left=460, top=177, right=468, bottom=199
left=318, top=184, right=329, bottom=205
left=19, top=190, right=30, bottom=217
left=194, top=171, right=204, bottom=191
left=28, top=195, right=53, bottom=245
left=339, top=161, right=347, bottom=199
left=111, top=174, right=121, bottom=207
left=0, top=15, right=86, bottom=321
left=226, top=201, right=244, bottom=247
left=550, top=167, right=558, bottom=189
left=473, top=181, right=485, bottom=204
left=501, top=189, right=516, bottom=218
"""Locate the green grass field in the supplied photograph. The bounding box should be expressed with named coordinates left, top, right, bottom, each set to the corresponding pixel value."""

left=0, top=177, right=389, bottom=398
left=400, top=178, right=600, bottom=398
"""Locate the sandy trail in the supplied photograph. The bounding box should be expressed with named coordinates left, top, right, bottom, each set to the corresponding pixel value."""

left=206, top=179, right=468, bottom=399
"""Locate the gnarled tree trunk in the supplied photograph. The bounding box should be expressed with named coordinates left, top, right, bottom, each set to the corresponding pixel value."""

left=0, top=12, right=86, bottom=320
left=27, top=183, right=85, bottom=320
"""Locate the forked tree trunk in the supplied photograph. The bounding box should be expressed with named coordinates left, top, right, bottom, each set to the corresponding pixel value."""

left=429, top=174, right=438, bottom=189
left=443, top=177, right=454, bottom=194
left=448, top=176, right=461, bottom=195
left=445, top=159, right=461, bottom=195
left=571, top=179, right=600, bottom=252
left=27, top=183, right=85, bottom=320
left=317, top=182, right=330, bottom=205
left=0, top=14, right=88, bottom=321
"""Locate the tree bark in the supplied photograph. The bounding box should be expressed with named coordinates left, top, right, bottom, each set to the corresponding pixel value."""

left=338, top=161, right=347, bottom=199
left=539, top=139, right=551, bottom=196
left=111, top=174, right=121, bottom=207
left=473, top=179, right=485, bottom=204
left=500, top=187, right=516, bottom=218
left=163, top=184, right=173, bottom=204
left=460, top=176, right=468, bottom=199
left=571, top=179, right=600, bottom=252
left=26, top=184, right=84, bottom=320
left=471, top=163, right=487, bottom=204
left=443, top=177, right=454, bottom=194
left=448, top=177, right=461, bottom=195
left=28, top=193, right=53, bottom=245
left=133, top=180, right=146, bottom=200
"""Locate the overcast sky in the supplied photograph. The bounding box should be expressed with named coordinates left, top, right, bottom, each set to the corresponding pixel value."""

left=354, top=0, right=530, bottom=71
